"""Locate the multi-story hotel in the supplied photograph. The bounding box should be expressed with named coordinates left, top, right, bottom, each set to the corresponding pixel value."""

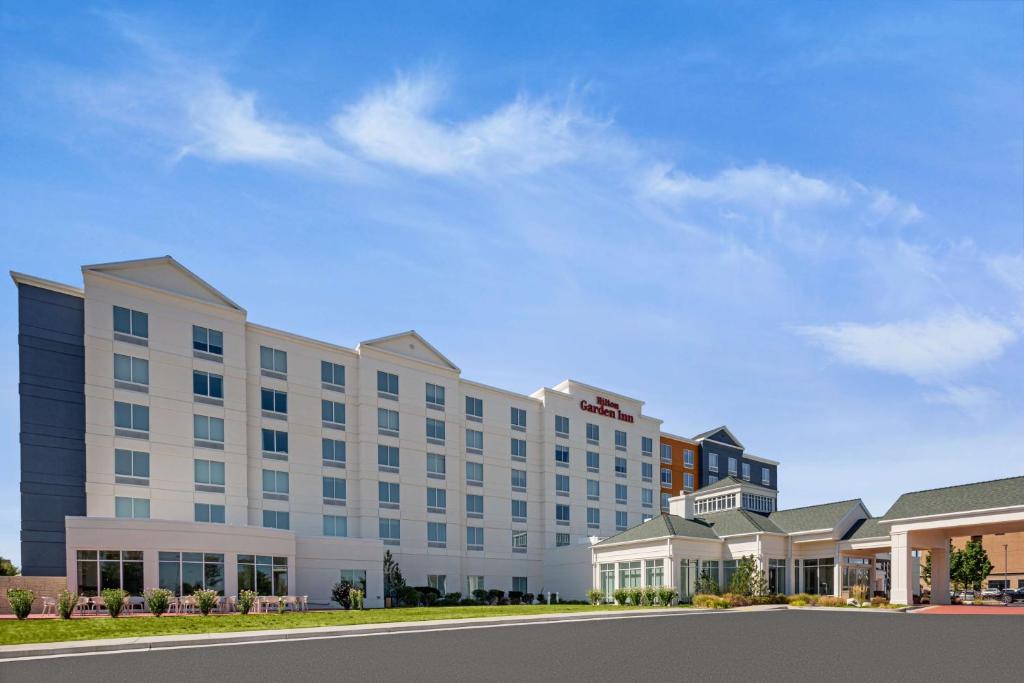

left=12, top=257, right=779, bottom=606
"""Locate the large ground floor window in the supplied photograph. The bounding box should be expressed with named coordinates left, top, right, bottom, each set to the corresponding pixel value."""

left=723, top=559, right=738, bottom=590
left=645, top=559, right=664, bottom=587
left=159, top=552, right=225, bottom=596
left=237, top=555, right=289, bottom=596
left=841, top=558, right=871, bottom=596
left=802, top=558, right=835, bottom=595
left=599, top=564, right=615, bottom=600
left=618, top=561, right=641, bottom=588
left=76, top=550, right=143, bottom=596
left=339, top=569, right=367, bottom=592
left=679, top=559, right=699, bottom=602
left=768, top=558, right=787, bottom=594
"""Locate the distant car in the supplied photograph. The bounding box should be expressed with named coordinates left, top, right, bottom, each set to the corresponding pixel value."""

left=982, top=587, right=1005, bottom=598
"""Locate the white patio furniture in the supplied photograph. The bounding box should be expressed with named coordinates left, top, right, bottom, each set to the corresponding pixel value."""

left=40, top=596, right=57, bottom=616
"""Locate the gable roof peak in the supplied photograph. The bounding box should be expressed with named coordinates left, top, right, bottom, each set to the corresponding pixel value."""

left=692, top=425, right=744, bottom=449
left=358, top=330, right=460, bottom=371
left=82, top=255, right=244, bottom=311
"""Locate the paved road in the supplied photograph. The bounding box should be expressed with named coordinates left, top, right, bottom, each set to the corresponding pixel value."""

left=3, top=610, right=1020, bottom=682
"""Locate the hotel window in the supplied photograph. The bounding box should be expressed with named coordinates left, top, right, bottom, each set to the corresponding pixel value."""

left=427, top=452, right=446, bottom=478
left=762, top=468, right=772, bottom=486
left=513, top=531, right=528, bottom=551
left=76, top=550, right=144, bottom=597
left=427, top=522, right=447, bottom=548
left=322, top=438, right=346, bottom=465
left=728, top=457, right=738, bottom=477
left=641, top=436, right=653, bottom=457
left=115, top=402, right=149, bottom=433
left=661, top=468, right=672, bottom=488
left=467, top=526, right=484, bottom=550
left=427, top=575, right=447, bottom=593
left=262, top=510, right=290, bottom=530
left=684, top=472, right=694, bottom=491
left=321, top=361, right=345, bottom=389
left=425, top=382, right=445, bottom=408
left=708, top=452, right=719, bottom=473
left=379, top=518, right=400, bottom=544
left=426, top=417, right=446, bottom=443
left=556, top=532, right=570, bottom=547
left=467, top=575, right=485, bottom=594
left=661, top=492, right=670, bottom=511
left=378, top=481, right=400, bottom=508
left=646, top=559, right=665, bottom=587
left=660, top=443, right=673, bottom=463
left=511, top=499, right=527, bottom=521
left=377, top=408, right=399, bottom=434
left=113, top=305, right=148, bottom=339
left=511, top=407, right=527, bottom=430
left=261, top=429, right=288, bottom=456
left=114, top=354, right=149, bottom=385
left=194, top=503, right=225, bottom=524
left=323, top=514, right=348, bottom=537
left=642, top=488, right=654, bottom=508
left=511, top=468, right=527, bottom=491
left=742, top=462, right=751, bottom=481
left=236, top=554, right=288, bottom=596
left=614, top=456, right=627, bottom=477
left=466, top=461, right=484, bottom=485
left=642, top=513, right=653, bottom=522
left=684, top=449, right=694, bottom=467
left=322, top=400, right=345, bottom=426
left=555, top=504, right=570, bottom=523
left=708, top=474, right=718, bottom=484
left=466, top=428, right=484, bottom=452
left=586, top=422, right=599, bottom=443
left=194, top=459, right=225, bottom=487
left=377, top=371, right=399, bottom=398
left=193, top=370, right=223, bottom=399
left=555, top=445, right=570, bottom=466
left=615, top=510, right=628, bottom=531
left=587, top=507, right=600, bottom=528
left=114, top=449, right=149, bottom=481
left=427, top=487, right=447, bottom=513
left=193, top=415, right=224, bottom=444
left=193, top=325, right=223, bottom=356
left=323, top=476, right=346, bottom=503
left=158, top=552, right=224, bottom=597
left=587, top=479, right=600, bottom=501
left=586, top=451, right=600, bottom=473
left=742, top=493, right=774, bottom=513
left=513, top=577, right=528, bottom=594
left=115, top=496, right=150, bottom=519
left=615, top=484, right=627, bottom=505
left=259, top=346, right=287, bottom=374
left=641, top=462, right=653, bottom=482
left=617, top=560, right=641, bottom=588
left=555, top=415, right=569, bottom=437
left=466, top=493, right=484, bottom=517
left=511, top=438, right=526, bottom=460
left=261, top=469, right=288, bottom=496
left=555, top=474, right=570, bottom=495
left=614, top=430, right=627, bottom=450
left=261, top=388, right=287, bottom=414
left=465, top=396, right=483, bottom=420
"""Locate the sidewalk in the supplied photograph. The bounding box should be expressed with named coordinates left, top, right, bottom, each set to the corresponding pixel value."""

left=0, top=607, right=701, bottom=660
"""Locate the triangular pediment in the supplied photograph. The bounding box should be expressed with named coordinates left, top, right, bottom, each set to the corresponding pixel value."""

left=358, top=331, right=460, bottom=371
left=83, top=256, right=243, bottom=311
left=693, top=425, right=744, bottom=449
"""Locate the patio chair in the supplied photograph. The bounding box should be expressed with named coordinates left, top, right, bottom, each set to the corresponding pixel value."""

left=167, top=596, right=179, bottom=614
left=92, top=596, right=107, bottom=613
left=299, top=595, right=309, bottom=612
left=180, top=596, right=195, bottom=614
left=126, top=596, right=145, bottom=614
left=225, top=595, right=237, bottom=613
left=74, top=596, right=92, bottom=614
left=40, top=596, right=57, bottom=616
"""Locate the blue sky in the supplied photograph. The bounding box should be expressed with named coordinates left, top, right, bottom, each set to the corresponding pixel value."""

left=1, top=2, right=1022, bottom=567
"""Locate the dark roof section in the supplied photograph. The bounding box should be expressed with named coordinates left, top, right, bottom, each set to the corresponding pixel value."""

left=880, top=476, right=1024, bottom=520
left=692, top=425, right=743, bottom=448
left=594, top=514, right=719, bottom=546
left=841, top=517, right=889, bottom=541
left=696, top=476, right=775, bottom=495
left=697, top=509, right=784, bottom=536
left=768, top=499, right=863, bottom=533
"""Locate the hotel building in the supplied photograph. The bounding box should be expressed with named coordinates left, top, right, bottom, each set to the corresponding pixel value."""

left=13, top=256, right=780, bottom=606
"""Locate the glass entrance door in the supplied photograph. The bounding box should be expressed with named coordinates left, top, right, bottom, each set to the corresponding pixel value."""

left=679, top=559, right=698, bottom=603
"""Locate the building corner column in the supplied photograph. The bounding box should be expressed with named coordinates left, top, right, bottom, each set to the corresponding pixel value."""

left=890, top=531, right=913, bottom=605
left=930, top=543, right=950, bottom=605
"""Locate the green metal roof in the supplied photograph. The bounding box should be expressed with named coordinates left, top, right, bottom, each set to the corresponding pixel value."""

left=880, top=475, right=1024, bottom=520
left=594, top=514, right=719, bottom=545
left=697, top=509, right=784, bottom=536
left=841, top=517, right=889, bottom=541
left=767, top=499, right=863, bottom=533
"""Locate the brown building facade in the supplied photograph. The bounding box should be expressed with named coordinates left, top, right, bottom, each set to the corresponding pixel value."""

left=658, top=433, right=699, bottom=510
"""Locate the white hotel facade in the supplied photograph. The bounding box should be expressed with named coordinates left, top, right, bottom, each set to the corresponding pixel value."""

left=14, top=256, right=713, bottom=607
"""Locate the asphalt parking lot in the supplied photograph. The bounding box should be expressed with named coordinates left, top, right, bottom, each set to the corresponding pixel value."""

left=2, top=609, right=1021, bottom=682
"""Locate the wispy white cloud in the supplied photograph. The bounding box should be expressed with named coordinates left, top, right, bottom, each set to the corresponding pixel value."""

left=924, top=384, right=998, bottom=411
left=987, top=252, right=1024, bottom=292
left=643, top=162, right=847, bottom=209
left=796, top=311, right=1017, bottom=381
left=331, top=72, right=612, bottom=176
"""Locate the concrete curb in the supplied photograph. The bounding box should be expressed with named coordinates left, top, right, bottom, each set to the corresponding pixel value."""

left=0, top=607, right=703, bottom=660
left=786, top=605, right=908, bottom=613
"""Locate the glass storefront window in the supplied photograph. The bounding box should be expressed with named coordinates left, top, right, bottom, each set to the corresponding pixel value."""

left=768, top=558, right=787, bottom=594
left=76, top=549, right=144, bottom=596
left=645, top=559, right=664, bottom=587
left=238, top=554, right=289, bottom=596
left=158, top=552, right=225, bottom=596
left=599, top=564, right=615, bottom=601
left=618, top=561, right=641, bottom=588
left=679, top=559, right=698, bottom=602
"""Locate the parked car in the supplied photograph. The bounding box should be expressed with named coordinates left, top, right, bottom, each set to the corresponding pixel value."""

left=981, top=587, right=1005, bottom=598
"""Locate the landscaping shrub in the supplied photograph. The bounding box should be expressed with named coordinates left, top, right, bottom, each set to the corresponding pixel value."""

left=509, top=590, right=523, bottom=605
left=487, top=589, right=505, bottom=605
left=194, top=589, right=218, bottom=616
left=850, top=585, right=869, bottom=604
left=870, top=596, right=888, bottom=608
left=536, top=593, right=548, bottom=605
left=397, top=586, right=422, bottom=607
left=587, top=589, right=605, bottom=605
left=472, top=589, right=489, bottom=603
left=786, top=593, right=817, bottom=606
left=612, top=588, right=629, bottom=605
left=351, top=589, right=365, bottom=610
left=445, top=592, right=462, bottom=603
left=237, top=590, right=257, bottom=615
left=331, top=581, right=352, bottom=609
left=722, top=593, right=751, bottom=607
left=459, top=597, right=479, bottom=606
left=640, top=587, right=657, bottom=606
left=144, top=588, right=172, bottom=617
left=6, top=588, right=35, bottom=620
left=693, top=594, right=729, bottom=609
left=57, top=589, right=78, bottom=619
left=627, top=587, right=644, bottom=606
left=523, top=592, right=534, bottom=605
left=656, top=587, right=678, bottom=606
left=790, top=599, right=807, bottom=607
left=101, top=588, right=128, bottom=618
left=695, top=571, right=720, bottom=596
left=816, top=596, right=847, bottom=607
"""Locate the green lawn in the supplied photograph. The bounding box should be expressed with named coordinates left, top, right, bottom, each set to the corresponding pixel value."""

left=0, top=604, right=643, bottom=645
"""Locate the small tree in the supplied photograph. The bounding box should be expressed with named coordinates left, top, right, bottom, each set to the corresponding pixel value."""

left=0, top=557, right=18, bottom=576
left=951, top=539, right=993, bottom=592
left=696, top=569, right=720, bottom=596
left=921, top=550, right=932, bottom=586
left=351, top=588, right=365, bottom=610
left=587, top=589, right=605, bottom=605
left=101, top=588, right=128, bottom=618
left=6, top=588, right=34, bottom=620
left=383, top=550, right=405, bottom=602
left=749, top=566, right=770, bottom=598
left=331, top=581, right=352, bottom=609
left=729, top=556, right=757, bottom=597
left=57, top=589, right=78, bottom=619
left=194, top=589, right=218, bottom=616
left=144, top=588, right=171, bottom=617
left=237, top=589, right=257, bottom=615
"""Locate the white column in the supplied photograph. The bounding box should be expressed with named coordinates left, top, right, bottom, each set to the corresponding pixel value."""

left=833, top=551, right=843, bottom=597
left=930, top=544, right=950, bottom=605
left=785, top=538, right=795, bottom=594
left=890, top=531, right=913, bottom=605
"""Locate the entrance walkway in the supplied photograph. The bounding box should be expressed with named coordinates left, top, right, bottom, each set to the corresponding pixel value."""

left=915, top=604, right=1024, bottom=615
